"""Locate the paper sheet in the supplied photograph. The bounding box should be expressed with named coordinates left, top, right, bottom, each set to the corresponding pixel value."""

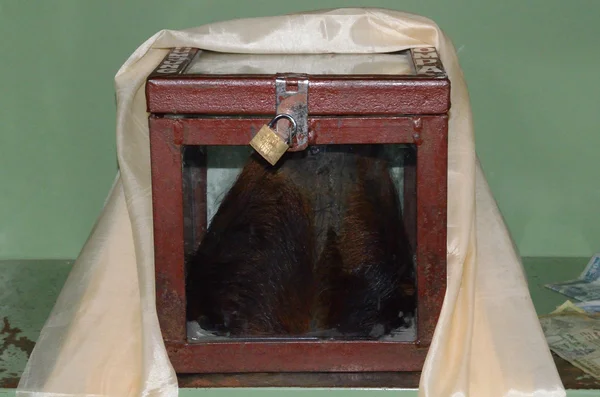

left=546, top=254, right=600, bottom=301
left=541, top=301, right=600, bottom=380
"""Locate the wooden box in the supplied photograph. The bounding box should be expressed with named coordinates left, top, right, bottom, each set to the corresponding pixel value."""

left=146, top=47, right=449, bottom=386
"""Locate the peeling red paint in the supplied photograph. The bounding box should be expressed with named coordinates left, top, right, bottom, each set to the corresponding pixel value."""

left=1, top=317, right=35, bottom=356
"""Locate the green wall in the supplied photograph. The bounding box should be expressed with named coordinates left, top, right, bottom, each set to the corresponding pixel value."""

left=1, top=1, right=598, bottom=260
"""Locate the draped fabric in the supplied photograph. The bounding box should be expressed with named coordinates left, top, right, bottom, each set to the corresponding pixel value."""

left=17, top=8, right=565, bottom=397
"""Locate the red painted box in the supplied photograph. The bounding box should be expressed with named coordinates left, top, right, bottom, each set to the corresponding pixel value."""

left=146, top=47, right=449, bottom=387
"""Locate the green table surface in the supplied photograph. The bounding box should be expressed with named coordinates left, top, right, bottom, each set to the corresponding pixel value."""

left=0, top=257, right=597, bottom=396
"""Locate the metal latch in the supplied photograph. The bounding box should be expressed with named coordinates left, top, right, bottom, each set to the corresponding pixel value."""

left=275, top=74, right=309, bottom=151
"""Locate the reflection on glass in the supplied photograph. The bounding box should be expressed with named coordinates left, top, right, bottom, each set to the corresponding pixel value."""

left=184, top=50, right=414, bottom=75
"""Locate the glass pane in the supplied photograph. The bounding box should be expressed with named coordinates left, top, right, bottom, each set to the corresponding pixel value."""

left=184, top=50, right=414, bottom=76
left=182, top=144, right=417, bottom=342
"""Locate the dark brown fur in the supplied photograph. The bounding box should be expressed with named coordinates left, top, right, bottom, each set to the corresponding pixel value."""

left=186, top=147, right=415, bottom=339
left=320, top=154, right=415, bottom=337
left=185, top=154, right=315, bottom=336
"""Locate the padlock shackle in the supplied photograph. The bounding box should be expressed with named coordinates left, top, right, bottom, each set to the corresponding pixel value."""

left=268, top=114, right=297, bottom=145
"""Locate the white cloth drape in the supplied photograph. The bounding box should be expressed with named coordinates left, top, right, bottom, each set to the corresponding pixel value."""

left=17, top=8, right=565, bottom=397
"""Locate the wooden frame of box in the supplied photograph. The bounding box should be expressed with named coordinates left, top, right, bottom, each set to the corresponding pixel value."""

left=146, top=47, right=449, bottom=382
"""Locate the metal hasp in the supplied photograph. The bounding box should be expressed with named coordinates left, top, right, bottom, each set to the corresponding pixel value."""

left=275, top=74, right=309, bottom=151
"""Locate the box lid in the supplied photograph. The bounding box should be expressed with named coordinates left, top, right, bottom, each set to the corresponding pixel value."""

left=146, top=47, right=449, bottom=115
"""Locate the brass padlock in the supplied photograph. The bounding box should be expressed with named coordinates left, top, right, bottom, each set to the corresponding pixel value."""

left=250, top=114, right=297, bottom=166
